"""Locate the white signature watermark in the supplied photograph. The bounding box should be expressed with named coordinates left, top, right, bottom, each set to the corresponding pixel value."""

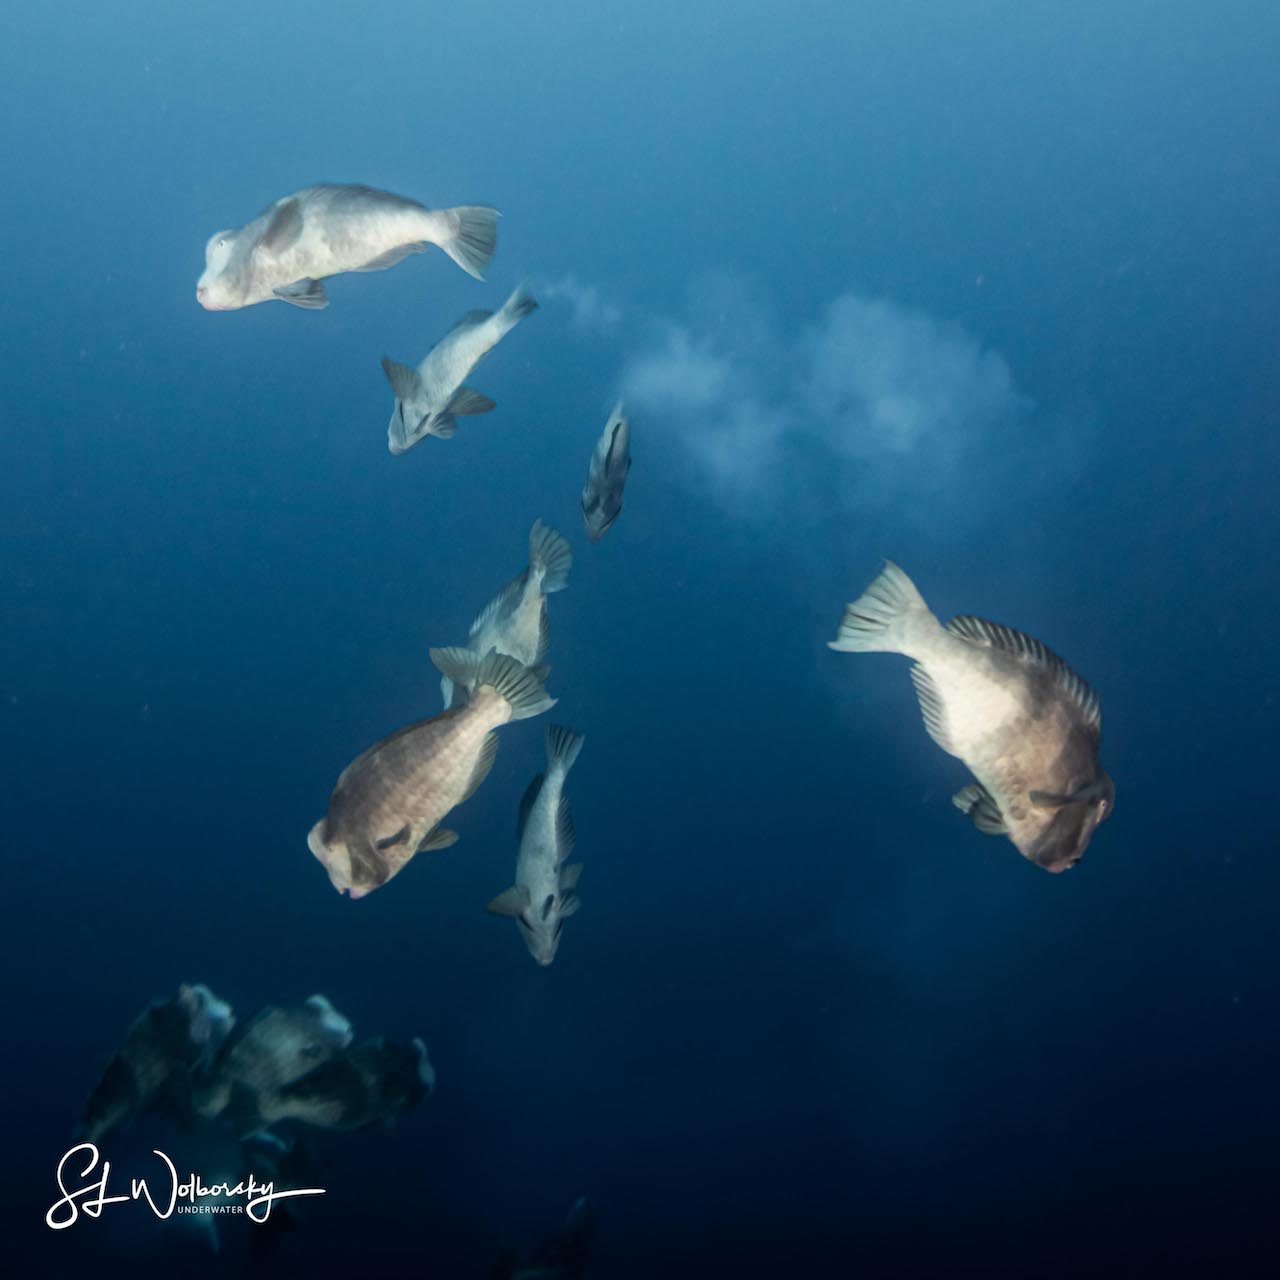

left=46, top=1143, right=325, bottom=1229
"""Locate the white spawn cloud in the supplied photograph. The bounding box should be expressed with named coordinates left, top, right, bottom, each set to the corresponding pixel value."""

left=618, top=281, right=1044, bottom=526
left=537, top=274, right=623, bottom=333
left=618, top=323, right=791, bottom=502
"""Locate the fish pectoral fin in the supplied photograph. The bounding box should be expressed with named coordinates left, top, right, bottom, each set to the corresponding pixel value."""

left=428, top=414, right=458, bottom=439
left=259, top=197, right=303, bottom=254
left=952, top=784, right=1008, bottom=835
left=356, top=241, right=429, bottom=272
left=274, top=278, right=328, bottom=309
left=486, top=885, right=531, bottom=918
left=417, top=826, right=458, bottom=853
left=558, top=862, right=583, bottom=891
left=380, top=356, right=423, bottom=401
left=445, top=385, right=496, bottom=416
left=558, top=892, right=581, bottom=918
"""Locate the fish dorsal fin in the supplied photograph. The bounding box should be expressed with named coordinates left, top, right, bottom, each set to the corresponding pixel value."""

left=356, top=241, right=428, bottom=272
left=486, top=885, right=531, bottom=918
left=462, top=732, right=499, bottom=803
left=559, top=862, right=583, bottom=891
left=947, top=616, right=1101, bottom=729
left=556, top=796, right=575, bottom=855
left=260, top=198, right=303, bottom=254
left=952, top=784, right=1008, bottom=835
left=909, top=664, right=956, bottom=756
left=273, top=278, right=327, bottom=309
left=517, top=772, right=545, bottom=839
left=446, top=385, right=496, bottom=416
left=468, top=576, right=525, bottom=639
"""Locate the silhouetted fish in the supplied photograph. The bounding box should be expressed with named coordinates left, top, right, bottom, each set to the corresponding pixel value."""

left=581, top=402, right=631, bottom=541
left=193, top=995, right=353, bottom=1130
left=76, top=983, right=234, bottom=1145
left=253, top=1036, right=434, bottom=1133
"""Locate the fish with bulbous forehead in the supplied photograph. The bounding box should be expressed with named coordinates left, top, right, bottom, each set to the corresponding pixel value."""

left=76, top=984, right=234, bottom=1145
left=581, top=402, right=631, bottom=541
left=192, top=996, right=353, bottom=1130
left=829, top=562, right=1114, bottom=873
left=308, top=652, right=554, bottom=899
left=251, top=1037, right=435, bottom=1133
left=196, top=183, right=498, bottom=312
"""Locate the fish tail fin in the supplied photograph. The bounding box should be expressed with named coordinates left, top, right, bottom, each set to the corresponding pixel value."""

left=498, top=282, right=539, bottom=329
left=546, top=724, right=585, bottom=777
left=436, top=205, right=499, bottom=280
left=481, top=650, right=555, bottom=721
left=529, top=518, right=572, bottom=593
left=828, top=561, right=938, bottom=657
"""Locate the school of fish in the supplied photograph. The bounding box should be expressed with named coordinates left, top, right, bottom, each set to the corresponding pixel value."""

left=194, top=175, right=1113, bottom=960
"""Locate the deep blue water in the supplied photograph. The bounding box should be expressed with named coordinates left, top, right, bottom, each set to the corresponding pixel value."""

left=5, top=2, right=1280, bottom=1275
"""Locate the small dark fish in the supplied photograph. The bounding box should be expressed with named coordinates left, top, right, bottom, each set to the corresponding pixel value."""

left=581, top=402, right=632, bottom=541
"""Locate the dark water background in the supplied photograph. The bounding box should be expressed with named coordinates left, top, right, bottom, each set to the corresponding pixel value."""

left=4, top=2, right=1279, bottom=1275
